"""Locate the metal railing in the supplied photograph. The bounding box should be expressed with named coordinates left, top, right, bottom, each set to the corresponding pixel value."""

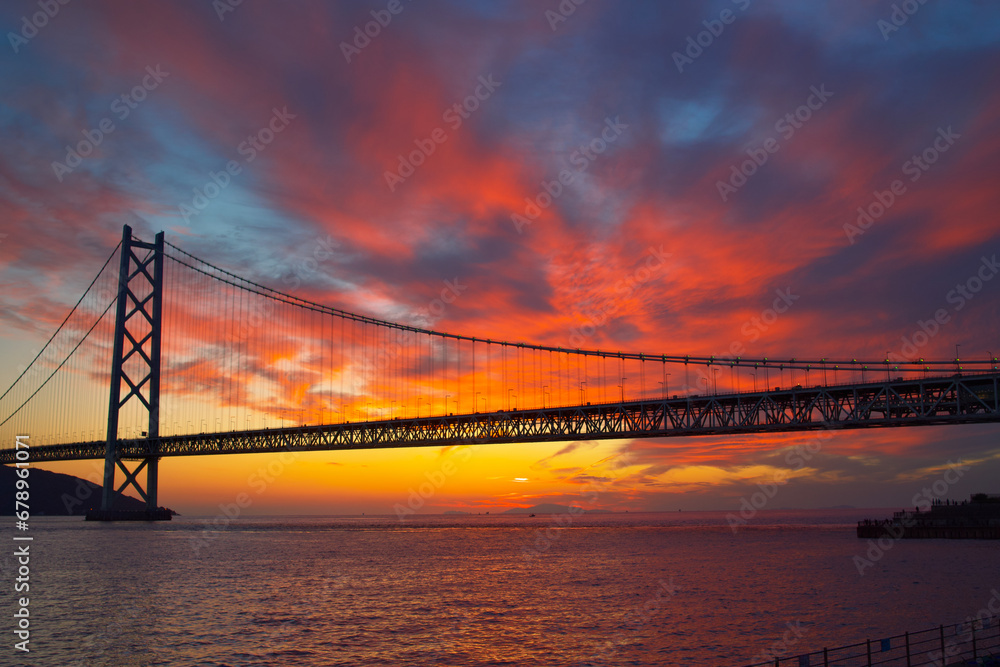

left=742, top=618, right=999, bottom=667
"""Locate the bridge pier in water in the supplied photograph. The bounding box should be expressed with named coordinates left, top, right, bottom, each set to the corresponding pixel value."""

left=88, top=224, right=170, bottom=522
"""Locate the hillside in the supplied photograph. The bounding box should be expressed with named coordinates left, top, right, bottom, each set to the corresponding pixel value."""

left=1, top=465, right=175, bottom=516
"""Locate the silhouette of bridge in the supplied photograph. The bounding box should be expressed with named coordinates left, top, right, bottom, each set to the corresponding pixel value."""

left=1, top=226, right=998, bottom=517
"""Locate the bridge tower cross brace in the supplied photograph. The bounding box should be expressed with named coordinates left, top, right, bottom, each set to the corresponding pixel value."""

left=100, top=224, right=164, bottom=514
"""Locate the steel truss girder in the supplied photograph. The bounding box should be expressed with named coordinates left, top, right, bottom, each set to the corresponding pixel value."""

left=6, top=372, right=997, bottom=465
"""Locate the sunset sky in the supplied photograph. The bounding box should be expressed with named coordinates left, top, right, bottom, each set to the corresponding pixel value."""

left=2, top=0, right=999, bottom=516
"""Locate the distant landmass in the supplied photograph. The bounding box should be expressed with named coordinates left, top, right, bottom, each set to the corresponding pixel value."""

left=777, top=505, right=858, bottom=510
left=0, top=465, right=176, bottom=516
left=502, top=503, right=612, bottom=515
left=443, top=510, right=470, bottom=515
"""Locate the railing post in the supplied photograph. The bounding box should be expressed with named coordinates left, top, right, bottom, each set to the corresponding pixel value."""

left=867, top=638, right=872, bottom=666
left=939, top=625, right=944, bottom=662
left=824, top=647, right=828, bottom=667
left=972, top=621, right=977, bottom=659
left=905, top=631, right=911, bottom=667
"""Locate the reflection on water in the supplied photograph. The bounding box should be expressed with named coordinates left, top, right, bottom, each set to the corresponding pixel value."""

left=21, top=510, right=1000, bottom=666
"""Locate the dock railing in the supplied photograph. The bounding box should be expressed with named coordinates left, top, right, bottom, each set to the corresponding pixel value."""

left=740, top=618, right=999, bottom=666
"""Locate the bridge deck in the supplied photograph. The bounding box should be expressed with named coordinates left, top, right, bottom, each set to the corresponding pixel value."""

left=3, top=373, right=997, bottom=464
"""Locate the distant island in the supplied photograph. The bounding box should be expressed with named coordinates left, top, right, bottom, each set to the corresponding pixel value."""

left=502, top=503, right=612, bottom=515
left=0, top=465, right=177, bottom=516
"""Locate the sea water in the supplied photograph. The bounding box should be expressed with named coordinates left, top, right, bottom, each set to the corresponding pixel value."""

left=10, top=510, right=999, bottom=666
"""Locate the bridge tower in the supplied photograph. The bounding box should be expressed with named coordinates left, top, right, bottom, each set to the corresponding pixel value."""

left=96, top=224, right=166, bottom=520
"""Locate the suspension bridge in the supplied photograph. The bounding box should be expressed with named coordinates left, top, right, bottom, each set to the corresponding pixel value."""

left=1, top=226, right=998, bottom=519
